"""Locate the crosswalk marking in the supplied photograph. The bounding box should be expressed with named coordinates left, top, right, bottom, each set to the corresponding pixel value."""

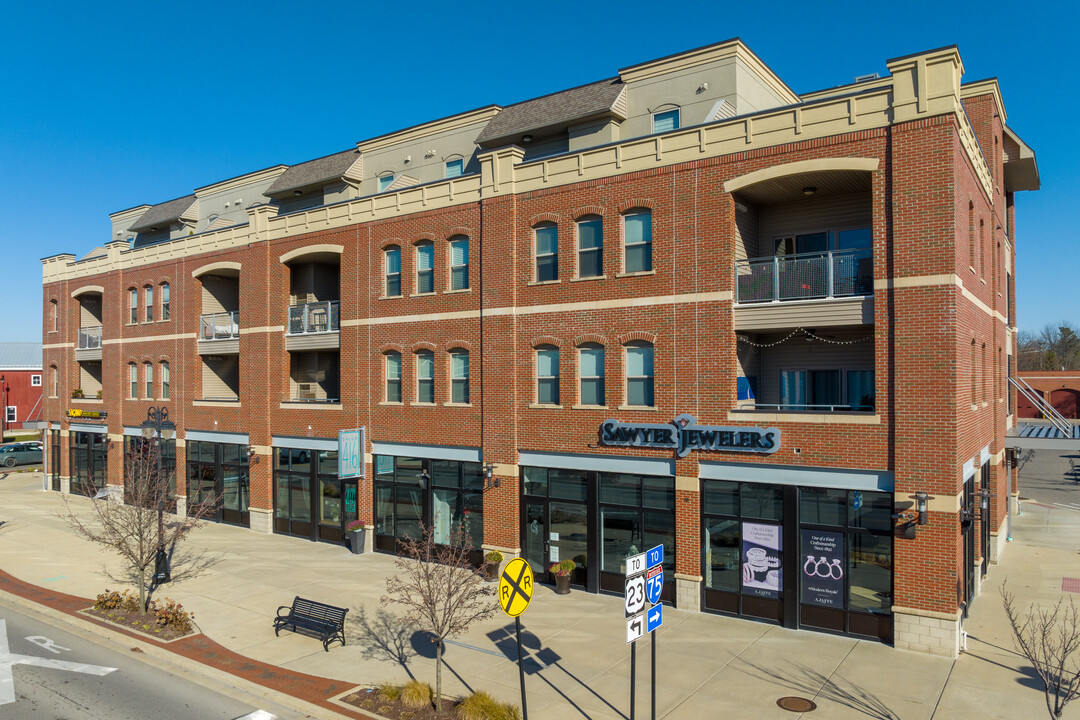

left=0, top=619, right=117, bottom=705
left=1052, top=503, right=1080, bottom=512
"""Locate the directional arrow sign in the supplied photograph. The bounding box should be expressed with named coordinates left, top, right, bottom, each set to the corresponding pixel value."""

left=626, top=613, right=645, bottom=644
left=647, top=604, right=663, bottom=633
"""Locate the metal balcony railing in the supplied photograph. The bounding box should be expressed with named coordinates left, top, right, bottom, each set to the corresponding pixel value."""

left=77, top=326, right=102, bottom=349
left=287, top=301, right=340, bottom=334
left=742, top=403, right=875, bottom=413
left=735, top=248, right=873, bottom=303
left=200, top=311, right=240, bottom=340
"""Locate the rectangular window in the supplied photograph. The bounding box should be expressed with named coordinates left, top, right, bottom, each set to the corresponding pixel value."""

left=378, top=175, right=394, bottom=192
left=451, top=351, right=469, bottom=404
left=161, top=362, right=170, bottom=399
left=5, top=406, right=15, bottom=423
left=537, top=348, right=560, bottom=405
left=31, top=375, right=41, bottom=387
left=579, top=347, right=605, bottom=406
left=535, top=225, right=558, bottom=282
left=445, top=159, right=464, bottom=178
left=385, top=248, right=402, bottom=297
left=653, top=109, right=680, bottom=133
left=385, top=353, right=402, bottom=403
left=144, top=286, right=154, bottom=322
left=129, top=289, right=138, bottom=324
left=161, top=283, right=170, bottom=320
left=417, top=351, right=434, bottom=403
left=416, top=244, right=434, bottom=294
left=129, top=364, right=138, bottom=398
left=578, top=217, right=603, bottom=277
left=144, top=363, right=153, bottom=398
left=450, top=238, right=469, bottom=290
left=626, top=344, right=654, bottom=407
left=624, top=211, right=652, bottom=273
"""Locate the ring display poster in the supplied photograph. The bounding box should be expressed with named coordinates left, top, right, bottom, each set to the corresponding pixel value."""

left=741, top=522, right=782, bottom=598
left=801, top=529, right=845, bottom=608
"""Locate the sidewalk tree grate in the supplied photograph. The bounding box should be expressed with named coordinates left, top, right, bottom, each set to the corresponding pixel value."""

left=777, top=696, right=817, bottom=712
left=1062, top=577, right=1080, bottom=593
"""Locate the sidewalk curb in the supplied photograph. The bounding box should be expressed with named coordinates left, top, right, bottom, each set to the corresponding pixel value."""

left=0, top=585, right=369, bottom=720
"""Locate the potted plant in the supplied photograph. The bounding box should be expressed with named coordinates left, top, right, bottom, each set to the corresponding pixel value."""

left=71, top=388, right=85, bottom=399
left=96, top=389, right=103, bottom=399
left=346, top=520, right=366, bottom=554
left=549, top=559, right=576, bottom=595
left=484, top=550, right=503, bottom=581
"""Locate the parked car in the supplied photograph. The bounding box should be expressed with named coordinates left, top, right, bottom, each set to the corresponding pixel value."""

left=0, top=442, right=43, bottom=468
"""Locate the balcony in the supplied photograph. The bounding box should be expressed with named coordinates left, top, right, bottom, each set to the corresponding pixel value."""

left=75, top=326, right=102, bottom=361
left=285, top=301, right=340, bottom=351
left=733, top=249, right=873, bottom=331
left=198, top=311, right=240, bottom=355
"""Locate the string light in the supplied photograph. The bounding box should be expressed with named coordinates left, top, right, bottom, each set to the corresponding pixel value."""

left=736, top=327, right=874, bottom=348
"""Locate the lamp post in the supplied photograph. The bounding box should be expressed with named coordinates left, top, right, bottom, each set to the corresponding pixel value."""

left=141, top=406, right=175, bottom=584
left=0, top=375, right=6, bottom=441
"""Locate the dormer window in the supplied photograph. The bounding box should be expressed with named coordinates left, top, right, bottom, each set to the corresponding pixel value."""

left=445, top=158, right=464, bottom=178
left=652, top=108, right=680, bottom=133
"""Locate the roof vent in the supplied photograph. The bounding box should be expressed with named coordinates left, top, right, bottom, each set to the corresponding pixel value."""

left=853, top=73, right=880, bottom=83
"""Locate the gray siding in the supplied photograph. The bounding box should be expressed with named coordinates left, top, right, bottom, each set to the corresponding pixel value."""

left=289, top=351, right=339, bottom=400
left=758, top=192, right=872, bottom=245
left=747, top=331, right=874, bottom=405
left=200, top=275, right=240, bottom=315
left=79, top=297, right=102, bottom=327
left=78, top=362, right=102, bottom=395
left=202, top=356, right=239, bottom=400
left=289, top=263, right=339, bottom=304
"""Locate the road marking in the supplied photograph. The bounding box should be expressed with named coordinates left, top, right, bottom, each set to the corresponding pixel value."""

left=233, top=711, right=276, bottom=720
left=0, top=619, right=117, bottom=705
left=25, top=636, right=69, bottom=654
left=1053, top=503, right=1080, bottom=511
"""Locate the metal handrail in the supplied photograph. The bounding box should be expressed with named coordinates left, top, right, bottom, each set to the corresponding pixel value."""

left=734, top=248, right=872, bottom=303
left=287, top=301, right=340, bottom=334
left=77, top=326, right=102, bottom=350
left=737, top=403, right=875, bottom=412
left=1009, top=377, right=1072, bottom=435
left=199, top=311, right=240, bottom=340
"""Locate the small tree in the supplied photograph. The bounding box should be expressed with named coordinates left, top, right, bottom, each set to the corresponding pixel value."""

left=382, top=522, right=497, bottom=712
left=62, top=438, right=219, bottom=613
left=1002, top=582, right=1080, bottom=718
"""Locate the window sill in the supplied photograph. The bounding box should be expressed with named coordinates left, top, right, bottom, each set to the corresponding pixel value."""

left=379, top=295, right=403, bottom=301
left=572, top=404, right=608, bottom=410
left=156, top=319, right=171, bottom=324
left=410, top=292, right=436, bottom=298
left=410, top=402, right=437, bottom=407
left=280, top=401, right=341, bottom=410
left=528, top=279, right=561, bottom=287
left=570, top=275, right=606, bottom=283
left=444, top=288, right=471, bottom=295
left=529, top=403, right=563, bottom=409
left=378, top=401, right=404, bottom=406
left=443, top=402, right=473, bottom=407
left=71, top=398, right=103, bottom=404
left=616, top=270, right=656, bottom=278
left=617, top=404, right=658, bottom=411
left=193, top=399, right=238, bottom=407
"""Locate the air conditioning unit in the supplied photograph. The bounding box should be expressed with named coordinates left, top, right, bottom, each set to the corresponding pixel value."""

left=297, top=383, right=316, bottom=400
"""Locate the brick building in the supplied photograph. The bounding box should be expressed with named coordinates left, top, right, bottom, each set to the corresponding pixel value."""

left=0, top=343, right=43, bottom=438
left=40, top=39, right=1039, bottom=656
left=1017, top=371, right=1080, bottom=419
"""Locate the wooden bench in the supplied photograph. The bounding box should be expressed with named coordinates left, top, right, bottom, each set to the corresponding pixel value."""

left=273, top=596, right=348, bottom=651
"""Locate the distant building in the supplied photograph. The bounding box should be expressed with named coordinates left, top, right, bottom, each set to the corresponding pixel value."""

left=1017, top=371, right=1080, bottom=419
left=0, top=343, right=43, bottom=437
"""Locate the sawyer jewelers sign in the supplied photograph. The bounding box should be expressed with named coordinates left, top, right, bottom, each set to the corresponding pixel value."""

left=599, top=414, right=780, bottom=457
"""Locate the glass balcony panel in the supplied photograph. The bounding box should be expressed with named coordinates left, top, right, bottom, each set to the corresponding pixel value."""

left=77, top=326, right=102, bottom=349
left=199, top=311, right=239, bottom=340
left=734, top=248, right=872, bottom=303
left=286, top=301, right=340, bottom=334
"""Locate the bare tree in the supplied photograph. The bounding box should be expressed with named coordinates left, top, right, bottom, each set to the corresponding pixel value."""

left=382, top=522, right=497, bottom=712
left=62, top=439, right=219, bottom=613
left=1018, top=322, right=1080, bottom=371
left=1002, top=582, right=1080, bottom=718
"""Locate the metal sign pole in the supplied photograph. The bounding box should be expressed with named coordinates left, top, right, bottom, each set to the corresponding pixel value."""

left=651, top=629, right=656, bottom=720
left=516, top=616, right=528, bottom=720
left=630, top=640, right=636, bottom=720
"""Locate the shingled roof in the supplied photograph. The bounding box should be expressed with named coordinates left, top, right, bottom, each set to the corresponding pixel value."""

left=265, top=149, right=362, bottom=196
left=476, top=78, right=626, bottom=146
left=0, top=343, right=42, bottom=370
left=127, top=195, right=198, bottom=232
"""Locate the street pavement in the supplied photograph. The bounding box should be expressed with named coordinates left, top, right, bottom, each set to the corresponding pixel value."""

left=1018, top=448, right=1080, bottom=508
left=1, top=462, right=1079, bottom=719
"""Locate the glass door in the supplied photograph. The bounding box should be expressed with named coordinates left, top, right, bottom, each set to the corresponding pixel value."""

left=274, top=449, right=313, bottom=540
left=980, top=462, right=990, bottom=578
left=550, top=501, right=589, bottom=589
left=522, top=501, right=548, bottom=576
left=220, top=443, right=250, bottom=527
left=962, top=475, right=975, bottom=615
left=50, top=430, right=60, bottom=491
left=317, top=450, right=343, bottom=543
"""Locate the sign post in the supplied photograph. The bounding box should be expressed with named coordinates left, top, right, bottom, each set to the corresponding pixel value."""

left=644, top=545, right=663, bottom=720
left=498, top=558, right=533, bottom=720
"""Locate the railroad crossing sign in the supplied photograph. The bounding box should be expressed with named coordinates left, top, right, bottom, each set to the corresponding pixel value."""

left=499, top=558, right=534, bottom=617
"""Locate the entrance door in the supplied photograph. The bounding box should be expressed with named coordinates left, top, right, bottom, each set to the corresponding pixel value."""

left=962, top=475, right=976, bottom=615
left=70, top=431, right=106, bottom=497
left=274, top=448, right=346, bottom=544
left=50, top=430, right=61, bottom=491
left=980, top=463, right=991, bottom=577
left=522, top=501, right=548, bottom=576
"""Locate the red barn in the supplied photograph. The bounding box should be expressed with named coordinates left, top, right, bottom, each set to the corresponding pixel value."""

left=0, top=343, right=43, bottom=438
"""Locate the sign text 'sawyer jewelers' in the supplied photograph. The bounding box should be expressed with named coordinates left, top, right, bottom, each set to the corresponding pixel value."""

left=599, top=414, right=780, bottom=456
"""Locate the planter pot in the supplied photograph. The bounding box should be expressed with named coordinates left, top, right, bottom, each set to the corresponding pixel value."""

left=554, top=574, right=571, bottom=595
left=348, top=529, right=366, bottom=554
left=485, top=562, right=500, bottom=582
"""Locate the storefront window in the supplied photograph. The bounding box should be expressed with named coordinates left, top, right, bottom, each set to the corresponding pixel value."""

left=188, top=440, right=249, bottom=527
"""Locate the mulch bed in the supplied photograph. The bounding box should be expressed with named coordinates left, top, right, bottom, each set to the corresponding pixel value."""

left=84, top=606, right=194, bottom=642
left=340, top=688, right=457, bottom=719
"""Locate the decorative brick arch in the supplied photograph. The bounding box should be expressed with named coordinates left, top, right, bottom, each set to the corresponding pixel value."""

left=157, top=275, right=172, bottom=285
left=617, top=199, right=655, bottom=214
left=574, top=333, right=608, bottom=347
left=413, top=233, right=437, bottom=245
left=156, top=354, right=171, bottom=362
left=445, top=226, right=474, bottom=240
left=377, top=342, right=404, bottom=354
left=619, top=331, right=657, bottom=345
left=527, top=212, right=561, bottom=227
left=531, top=335, right=563, bottom=349
left=445, top=340, right=473, bottom=352
left=411, top=341, right=437, bottom=353
left=379, top=238, right=405, bottom=251
left=70, top=285, right=104, bottom=299
left=572, top=206, right=606, bottom=221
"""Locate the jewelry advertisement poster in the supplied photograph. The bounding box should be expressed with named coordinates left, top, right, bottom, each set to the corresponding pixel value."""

left=741, top=522, right=782, bottom=598
left=800, top=529, right=845, bottom=607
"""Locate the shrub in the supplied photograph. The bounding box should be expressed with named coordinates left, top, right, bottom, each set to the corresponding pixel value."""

left=345, top=519, right=366, bottom=532
left=153, top=597, right=194, bottom=634
left=399, top=679, right=433, bottom=709
left=457, top=691, right=522, bottom=720
left=94, top=589, right=141, bottom=613
left=549, top=559, right=576, bottom=577
left=71, top=388, right=85, bottom=399
left=376, top=682, right=401, bottom=702
left=485, top=550, right=503, bottom=564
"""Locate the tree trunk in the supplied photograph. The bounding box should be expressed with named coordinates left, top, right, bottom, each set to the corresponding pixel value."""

left=137, top=568, right=147, bottom=614
left=435, top=638, right=442, bottom=713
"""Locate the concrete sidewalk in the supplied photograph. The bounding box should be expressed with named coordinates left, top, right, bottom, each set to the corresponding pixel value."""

left=0, top=471, right=1075, bottom=719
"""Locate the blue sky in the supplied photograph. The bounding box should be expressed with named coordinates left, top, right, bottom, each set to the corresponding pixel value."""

left=2, top=0, right=1074, bottom=342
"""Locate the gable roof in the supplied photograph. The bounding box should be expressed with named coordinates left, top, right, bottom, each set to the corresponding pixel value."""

left=476, top=78, right=626, bottom=146
left=0, top=343, right=42, bottom=370
left=128, top=195, right=198, bottom=232
left=265, top=149, right=362, bottom=196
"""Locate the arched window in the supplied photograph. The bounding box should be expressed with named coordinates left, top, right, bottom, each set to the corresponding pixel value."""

left=416, top=350, right=435, bottom=403
left=449, top=236, right=469, bottom=290
left=144, top=285, right=154, bottom=322
left=623, top=210, right=652, bottom=274
left=536, top=346, right=560, bottom=405
left=578, top=344, right=605, bottom=406
left=577, top=215, right=603, bottom=278
left=160, top=282, right=170, bottom=320
left=385, top=246, right=402, bottom=297
left=416, top=241, right=435, bottom=294
left=449, top=349, right=469, bottom=404
left=161, top=361, right=170, bottom=399
left=378, top=172, right=395, bottom=192
left=129, top=288, right=138, bottom=324
left=652, top=107, right=680, bottom=133
left=385, top=352, right=402, bottom=403
left=49, top=300, right=58, bottom=332
left=128, top=363, right=138, bottom=398
left=144, top=362, right=154, bottom=399
left=534, top=223, right=558, bottom=282
left=625, top=341, right=654, bottom=407
left=445, top=157, right=464, bottom=178
left=50, top=366, right=58, bottom=398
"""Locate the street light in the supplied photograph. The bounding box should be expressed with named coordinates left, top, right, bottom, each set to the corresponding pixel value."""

left=141, top=406, right=176, bottom=584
